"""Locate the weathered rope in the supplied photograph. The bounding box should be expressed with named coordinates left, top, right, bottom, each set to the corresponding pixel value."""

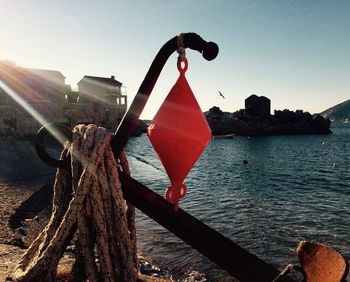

left=177, top=33, right=186, bottom=62
left=12, top=124, right=137, bottom=282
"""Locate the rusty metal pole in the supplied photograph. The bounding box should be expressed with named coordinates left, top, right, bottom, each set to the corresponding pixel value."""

left=119, top=171, right=290, bottom=282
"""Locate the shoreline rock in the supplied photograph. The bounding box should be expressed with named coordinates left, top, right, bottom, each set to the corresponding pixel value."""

left=206, top=106, right=332, bottom=136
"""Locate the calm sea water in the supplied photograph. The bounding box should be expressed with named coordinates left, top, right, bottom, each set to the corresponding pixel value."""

left=125, top=123, right=350, bottom=281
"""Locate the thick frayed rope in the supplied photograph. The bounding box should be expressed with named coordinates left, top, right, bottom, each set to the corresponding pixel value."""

left=12, top=124, right=137, bottom=282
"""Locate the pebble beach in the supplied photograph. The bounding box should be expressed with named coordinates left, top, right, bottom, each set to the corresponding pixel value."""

left=0, top=136, right=170, bottom=282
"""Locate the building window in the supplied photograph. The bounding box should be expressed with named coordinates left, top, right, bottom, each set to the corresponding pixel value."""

left=108, top=85, right=120, bottom=94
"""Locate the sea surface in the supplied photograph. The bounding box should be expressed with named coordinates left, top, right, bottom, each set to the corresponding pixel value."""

left=125, top=123, right=350, bottom=281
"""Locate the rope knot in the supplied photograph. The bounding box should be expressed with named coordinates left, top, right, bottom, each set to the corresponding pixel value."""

left=177, top=33, right=186, bottom=61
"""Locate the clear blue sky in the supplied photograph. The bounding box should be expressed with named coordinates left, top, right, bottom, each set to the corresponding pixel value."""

left=1, top=0, right=349, bottom=119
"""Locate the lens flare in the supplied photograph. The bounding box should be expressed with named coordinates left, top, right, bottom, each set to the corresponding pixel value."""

left=0, top=80, right=66, bottom=145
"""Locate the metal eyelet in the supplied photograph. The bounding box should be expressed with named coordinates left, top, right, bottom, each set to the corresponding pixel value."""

left=35, top=123, right=72, bottom=167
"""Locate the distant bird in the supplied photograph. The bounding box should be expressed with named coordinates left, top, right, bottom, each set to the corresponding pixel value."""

left=218, top=90, right=225, bottom=99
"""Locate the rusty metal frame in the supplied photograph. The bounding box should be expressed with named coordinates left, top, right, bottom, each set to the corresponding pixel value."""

left=35, top=33, right=291, bottom=281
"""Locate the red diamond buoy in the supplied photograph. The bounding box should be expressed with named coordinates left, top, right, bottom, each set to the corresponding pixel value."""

left=147, top=57, right=211, bottom=211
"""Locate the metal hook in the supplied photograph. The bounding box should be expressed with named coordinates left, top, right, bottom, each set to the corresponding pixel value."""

left=36, top=33, right=219, bottom=168
left=111, top=32, right=219, bottom=159
left=35, top=123, right=72, bottom=167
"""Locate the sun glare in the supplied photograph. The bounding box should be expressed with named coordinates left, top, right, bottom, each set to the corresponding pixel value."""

left=79, top=78, right=122, bottom=108
left=0, top=80, right=66, bottom=145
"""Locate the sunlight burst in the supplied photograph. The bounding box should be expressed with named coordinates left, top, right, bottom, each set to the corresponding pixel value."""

left=0, top=80, right=66, bottom=145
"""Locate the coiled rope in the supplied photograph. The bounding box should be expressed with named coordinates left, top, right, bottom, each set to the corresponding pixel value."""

left=12, top=124, right=137, bottom=282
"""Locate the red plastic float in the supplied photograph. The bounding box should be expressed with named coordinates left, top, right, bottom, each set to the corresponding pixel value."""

left=147, top=57, right=211, bottom=211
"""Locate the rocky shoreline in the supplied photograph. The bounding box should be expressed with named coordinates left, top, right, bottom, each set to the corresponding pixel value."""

left=205, top=106, right=331, bottom=136
left=0, top=136, right=55, bottom=281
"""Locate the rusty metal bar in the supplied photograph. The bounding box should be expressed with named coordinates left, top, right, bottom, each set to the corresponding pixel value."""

left=110, top=33, right=290, bottom=281
left=119, top=171, right=290, bottom=282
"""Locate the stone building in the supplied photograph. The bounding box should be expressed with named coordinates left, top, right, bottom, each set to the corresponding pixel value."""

left=0, top=60, right=128, bottom=135
left=245, top=94, right=271, bottom=118
left=74, top=75, right=127, bottom=129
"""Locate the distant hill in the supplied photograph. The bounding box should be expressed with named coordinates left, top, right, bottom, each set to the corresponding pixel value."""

left=319, top=99, right=350, bottom=122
